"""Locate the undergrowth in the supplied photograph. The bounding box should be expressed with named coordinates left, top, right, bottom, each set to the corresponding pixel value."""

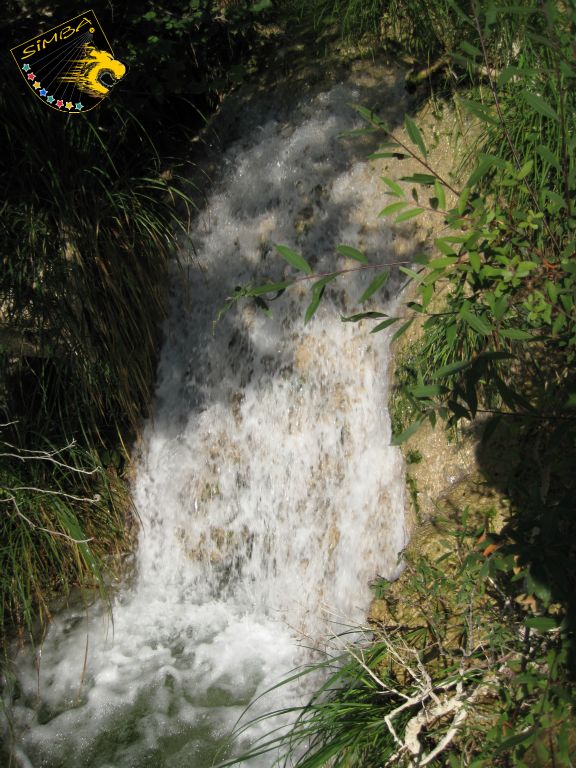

left=0, top=0, right=275, bottom=638
left=222, top=512, right=576, bottom=766
left=220, top=0, right=576, bottom=764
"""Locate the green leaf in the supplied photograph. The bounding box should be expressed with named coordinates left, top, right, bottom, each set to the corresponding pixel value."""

left=250, top=0, right=272, bottom=11
left=400, top=173, right=436, bottom=185
left=536, top=144, right=560, bottom=171
left=521, top=90, right=559, bottom=121
left=434, top=179, right=446, bottom=210
left=429, top=256, right=457, bottom=269
left=391, top=418, right=422, bottom=445
left=457, top=186, right=470, bottom=214
left=275, top=244, right=312, bottom=274
left=494, top=295, right=509, bottom=322
left=446, top=323, right=457, bottom=348
left=499, top=328, right=534, bottom=340
left=467, top=158, right=497, bottom=187
left=421, top=283, right=433, bottom=308
left=381, top=176, right=404, bottom=197
left=497, top=65, right=519, bottom=86
left=336, top=245, right=368, bottom=263
left=435, top=238, right=458, bottom=256
left=410, top=383, right=446, bottom=398
left=313, top=273, right=339, bottom=291
left=391, top=317, right=414, bottom=341
left=399, top=266, right=422, bottom=281
left=304, top=274, right=338, bottom=324
left=431, top=359, right=472, bottom=379
left=459, top=97, right=498, bottom=126
left=371, top=317, right=399, bottom=333
left=552, top=313, right=565, bottom=335
left=460, top=40, right=482, bottom=58
left=525, top=616, right=557, bottom=632
left=354, top=105, right=387, bottom=129
left=404, top=115, right=427, bottom=157
left=379, top=201, right=409, bottom=217
left=516, top=160, right=534, bottom=180
left=396, top=207, right=425, bottom=222
left=358, top=270, right=390, bottom=304
left=496, top=728, right=536, bottom=753
left=250, top=281, right=292, bottom=296
left=545, top=280, right=558, bottom=303
left=516, top=261, right=537, bottom=277
left=341, top=311, right=387, bottom=322
left=461, top=308, right=493, bottom=335
left=368, top=151, right=408, bottom=160
left=304, top=292, right=322, bottom=324
left=469, top=251, right=481, bottom=272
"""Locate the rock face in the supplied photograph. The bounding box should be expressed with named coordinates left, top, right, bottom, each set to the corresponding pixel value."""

left=370, top=468, right=508, bottom=627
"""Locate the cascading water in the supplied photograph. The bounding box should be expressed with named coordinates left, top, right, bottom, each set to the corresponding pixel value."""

left=3, top=66, right=411, bottom=768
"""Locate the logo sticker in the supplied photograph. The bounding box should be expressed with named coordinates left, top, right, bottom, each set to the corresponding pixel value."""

left=10, top=9, right=126, bottom=113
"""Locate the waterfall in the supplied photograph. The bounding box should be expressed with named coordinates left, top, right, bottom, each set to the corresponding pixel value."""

left=3, top=66, right=409, bottom=768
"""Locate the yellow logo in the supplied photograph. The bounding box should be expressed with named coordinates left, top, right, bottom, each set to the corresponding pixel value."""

left=10, top=10, right=126, bottom=113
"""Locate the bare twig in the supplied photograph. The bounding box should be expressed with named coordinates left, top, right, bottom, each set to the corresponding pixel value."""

left=2, top=492, right=93, bottom=544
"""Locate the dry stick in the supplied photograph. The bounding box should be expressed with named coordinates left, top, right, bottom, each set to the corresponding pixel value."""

left=1, top=494, right=94, bottom=544
left=554, top=52, right=572, bottom=219
left=331, top=634, right=411, bottom=702
left=363, top=113, right=460, bottom=198
left=9, top=486, right=101, bottom=503
left=333, top=625, right=489, bottom=768
left=0, top=446, right=100, bottom=475
left=407, top=55, right=451, bottom=86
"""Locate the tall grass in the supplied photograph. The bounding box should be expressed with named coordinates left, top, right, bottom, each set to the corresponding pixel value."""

left=287, top=0, right=469, bottom=60
left=222, top=511, right=576, bottom=766
left=219, top=638, right=415, bottom=767
left=465, top=2, right=576, bottom=213
left=0, top=61, right=194, bottom=634
left=0, top=75, right=194, bottom=443
left=0, top=427, right=130, bottom=634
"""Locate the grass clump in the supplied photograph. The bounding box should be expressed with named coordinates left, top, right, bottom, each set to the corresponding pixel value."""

left=0, top=48, right=190, bottom=635
left=222, top=513, right=576, bottom=766
left=0, top=428, right=130, bottom=634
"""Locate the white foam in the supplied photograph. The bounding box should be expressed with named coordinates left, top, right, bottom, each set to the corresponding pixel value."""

left=3, top=77, right=407, bottom=767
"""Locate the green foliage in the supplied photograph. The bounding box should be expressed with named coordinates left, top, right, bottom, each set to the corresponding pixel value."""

left=374, top=1, right=576, bottom=435
left=0, top=425, right=129, bottom=633
left=222, top=517, right=575, bottom=766
left=0, top=0, right=214, bottom=632
left=288, top=0, right=459, bottom=58
left=122, top=0, right=274, bottom=108
left=0, top=82, right=191, bottom=444
left=219, top=1, right=576, bottom=765
left=225, top=0, right=576, bottom=439
left=405, top=448, right=422, bottom=465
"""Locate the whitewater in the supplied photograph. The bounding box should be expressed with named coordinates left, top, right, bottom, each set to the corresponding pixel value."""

left=3, top=63, right=410, bottom=767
